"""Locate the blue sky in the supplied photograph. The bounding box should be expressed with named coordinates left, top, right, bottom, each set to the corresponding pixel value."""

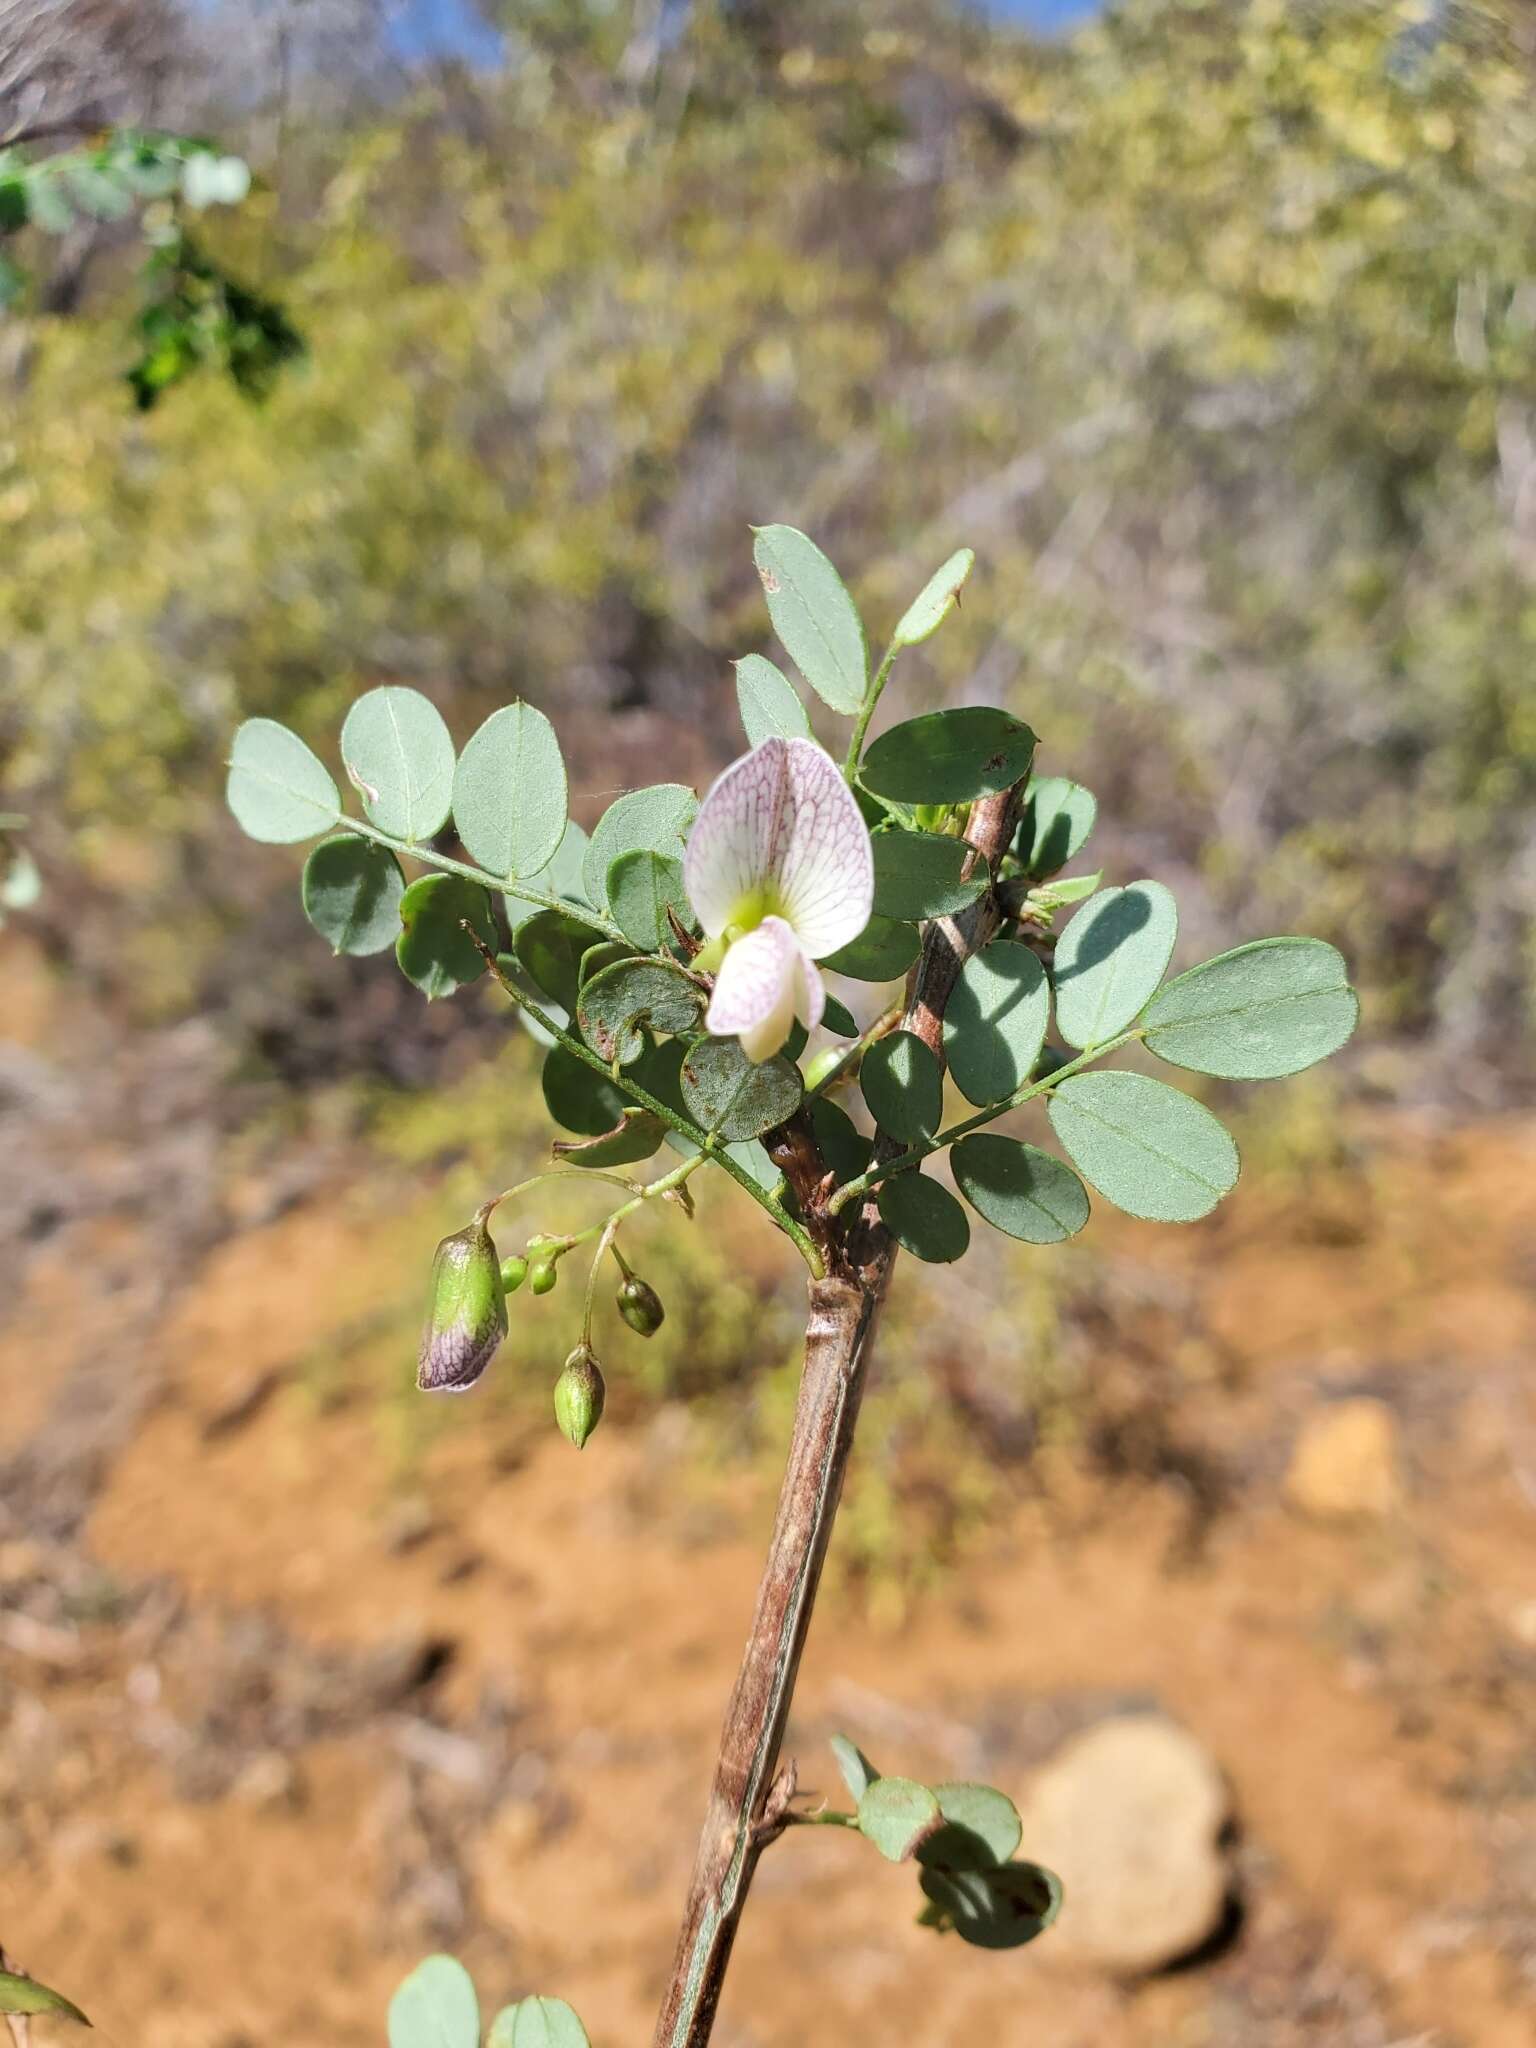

left=387, top=1, right=1099, bottom=66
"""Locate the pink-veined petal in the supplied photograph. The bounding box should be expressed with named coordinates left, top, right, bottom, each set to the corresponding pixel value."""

left=792, top=945, right=826, bottom=1034
left=705, top=915, right=799, bottom=1061
left=771, top=738, right=873, bottom=958
left=684, top=740, right=789, bottom=939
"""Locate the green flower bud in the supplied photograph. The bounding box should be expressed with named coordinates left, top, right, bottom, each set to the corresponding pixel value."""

left=418, top=1214, right=507, bottom=1394
left=553, top=1346, right=606, bottom=1449
left=499, top=1254, right=529, bottom=1295
left=529, top=1257, right=558, bottom=1296
left=803, top=1046, right=845, bottom=1094
left=616, top=1275, right=665, bottom=1338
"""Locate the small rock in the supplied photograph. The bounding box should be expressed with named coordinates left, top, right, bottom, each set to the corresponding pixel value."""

left=1017, top=1714, right=1231, bottom=1975
left=1285, top=1397, right=1403, bottom=1521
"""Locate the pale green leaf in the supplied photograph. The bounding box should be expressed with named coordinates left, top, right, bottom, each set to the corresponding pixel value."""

left=453, top=702, right=568, bottom=879
left=878, top=1171, right=970, bottom=1262
left=226, top=718, right=339, bottom=843
left=735, top=654, right=812, bottom=746
left=857, top=1777, right=942, bottom=1862
left=944, top=939, right=1049, bottom=1106
left=1019, top=777, right=1096, bottom=876
left=753, top=523, right=867, bottom=714
left=870, top=830, right=986, bottom=921
left=1052, top=881, right=1177, bottom=1050
left=860, top=1029, right=942, bottom=1144
left=1141, top=936, right=1358, bottom=1079
left=583, top=785, right=697, bottom=912
left=951, top=1135, right=1090, bottom=1244
left=339, top=685, right=455, bottom=842
left=1048, top=1071, right=1239, bottom=1222
left=891, top=546, right=975, bottom=649
left=607, top=849, right=690, bottom=951
left=387, top=1955, right=480, bottom=2048
left=679, top=1037, right=802, bottom=1140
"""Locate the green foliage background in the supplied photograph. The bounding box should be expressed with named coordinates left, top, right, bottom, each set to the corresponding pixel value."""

left=4, top=0, right=1533, bottom=1088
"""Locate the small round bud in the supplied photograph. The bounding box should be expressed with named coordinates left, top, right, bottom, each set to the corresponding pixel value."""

left=529, top=1258, right=558, bottom=1296
left=499, top=1255, right=529, bottom=1295
left=803, top=1047, right=845, bottom=1094
left=417, top=1215, right=507, bottom=1394
left=616, top=1275, right=665, bottom=1338
left=553, top=1347, right=606, bottom=1449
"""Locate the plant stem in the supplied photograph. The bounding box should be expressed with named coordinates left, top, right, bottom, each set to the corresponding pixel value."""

left=651, top=783, right=1025, bottom=2048
left=842, top=640, right=900, bottom=782
left=346, top=811, right=630, bottom=943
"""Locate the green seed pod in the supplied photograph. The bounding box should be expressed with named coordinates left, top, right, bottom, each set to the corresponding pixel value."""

left=553, top=1346, right=606, bottom=1449
left=499, top=1254, right=529, bottom=1295
left=417, top=1214, right=507, bottom=1394
left=529, top=1257, right=558, bottom=1296
left=616, top=1275, right=665, bottom=1338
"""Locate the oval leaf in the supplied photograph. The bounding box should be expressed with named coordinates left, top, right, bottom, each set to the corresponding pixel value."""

left=542, top=1044, right=634, bottom=1135
left=870, top=830, right=986, bottom=921
left=861, top=1029, right=942, bottom=1144
left=607, top=849, right=690, bottom=952
left=857, top=1776, right=942, bottom=1863
left=226, top=718, right=339, bottom=843
left=584, top=784, right=698, bottom=912
left=891, top=546, right=975, bottom=649
left=339, top=685, right=455, bottom=842
left=951, top=1135, right=1090, bottom=1244
left=1142, top=936, right=1359, bottom=1080
left=577, top=957, right=704, bottom=1065
left=453, top=702, right=568, bottom=879
left=944, top=939, right=1049, bottom=1106
left=302, top=833, right=405, bottom=956
left=387, top=1955, right=480, bottom=2048
left=918, top=1861, right=1062, bottom=1950
left=509, top=819, right=591, bottom=927
left=861, top=708, right=1035, bottom=805
left=552, top=1106, right=668, bottom=1168
left=878, top=1171, right=970, bottom=1263
left=515, top=908, right=608, bottom=1014
left=753, top=523, right=867, bottom=714
left=395, top=874, right=496, bottom=1000
left=0, top=1968, right=90, bottom=2026
left=1019, top=777, right=1097, bottom=877
left=1048, top=1070, right=1239, bottom=1223
left=818, top=914, right=919, bottom=981
left=917, top=1783, right=1023, bottom=1873
left=807, top=1096, right=873, bottom=1183
left=509, top=1997, right=592, bottom=2048
left=680, top=1036, right=802, bottom=1140
left=1052, top=880, right=1178, bottom=1050
left=830, top=1732, right=880, bottom=1802
left=735, top=654, right=812, bottom=747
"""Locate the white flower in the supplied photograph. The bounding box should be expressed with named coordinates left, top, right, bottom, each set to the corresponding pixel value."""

left=683, top=736, right=874, bottom=1063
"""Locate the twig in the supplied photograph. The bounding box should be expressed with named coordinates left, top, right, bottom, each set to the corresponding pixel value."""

left=650, top=781, right=1026, bottom=2048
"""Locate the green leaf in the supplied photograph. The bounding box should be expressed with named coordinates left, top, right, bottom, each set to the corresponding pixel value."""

left=891, top=547, right=975, bottom=649
left=821, top=994, right=859, bottom=1037
left=1052, top=881, right=1178, bottom=1050
left=861, top=708, right=1035, bottom=805
left=752, top=523, right=867, bottom=714
left=1141, top=937, right=1359, bottom=1080
left=1048, top=1071, right=1239, bottom=1223
left=0, top=847, right=41, bottom=910
left=860, top=1029, right=942, bottom=1144
left=917, top=1783, right=1023, bottom=1873
left=226, top=718, right=339, bottom=843
left=1019, top=777, right=1097, bottom=876
left=918, top=1862, right=1062, bottom=1949
left=489, top=2012, right=519, bottom=2048
left=807, top=1096, right=872, bottom=1182
left=735, top=653, right=812, bottom=746
left=453, top=702, right=568, bottom=879
left=510, top=820, right=591, bottom=924
left=542, top=1045, right=634, bottom=1136
left=944, top=939, right=1050, bottom=1106
left=516, top=909, right=608, bottom=1014
left=857, top=1777, right=942, bottom=1862
left=552, top=1106, right=669, bottom=1168
left=301, top=833, right=405, bottom=956
left=818, top=914, right=919, bottom=981
left=607, top=849, right=690, bottom=951
left=680, top=1037, right=802, bottom=1141
left=0, top=1967, right=90, bottom=2026
left=870, top=831, right=986, bottom=921
left=338, top=685, right=455, bottom=842
left=951, top=1136, right=1090, bottom=1245
left=395, top=874, right=496, bottom=1000
left=878, top=1171, right=970, bottom=1263
left=577, top=957, right=704, bottom=1065
left=830, top=1732, right=880, bottom=1801
left=387, top=1954, right=480, bottom=2048
left=496, top=955, right=566, bottom=1047
left=1026, top=869, right=1102, bottom=911
left=512, top=1998, right=593, bottom=2048
left=583, top=785, right=698, bottom=912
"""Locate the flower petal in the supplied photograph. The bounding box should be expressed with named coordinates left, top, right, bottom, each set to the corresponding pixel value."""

left=772, top=738, right=874, bottom=957
left=793, top=946, right=826, bottom=1034
left=705, top=914, right=799, bottom=1061
left=684, top=738, right=790, bottom=939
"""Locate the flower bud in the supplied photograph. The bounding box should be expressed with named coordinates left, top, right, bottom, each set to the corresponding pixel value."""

left=616, top=1275, right=665, bottom=1338
left=803, top=1046, right=845, bottom=1094
left=553, top=1346, right=606, bottom=1449
left=529, top=1257, right=558, bottom=1296
left=500, top=1254, right=529, bottom=1295
left=417, top=1215, right=507, bottom=1394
